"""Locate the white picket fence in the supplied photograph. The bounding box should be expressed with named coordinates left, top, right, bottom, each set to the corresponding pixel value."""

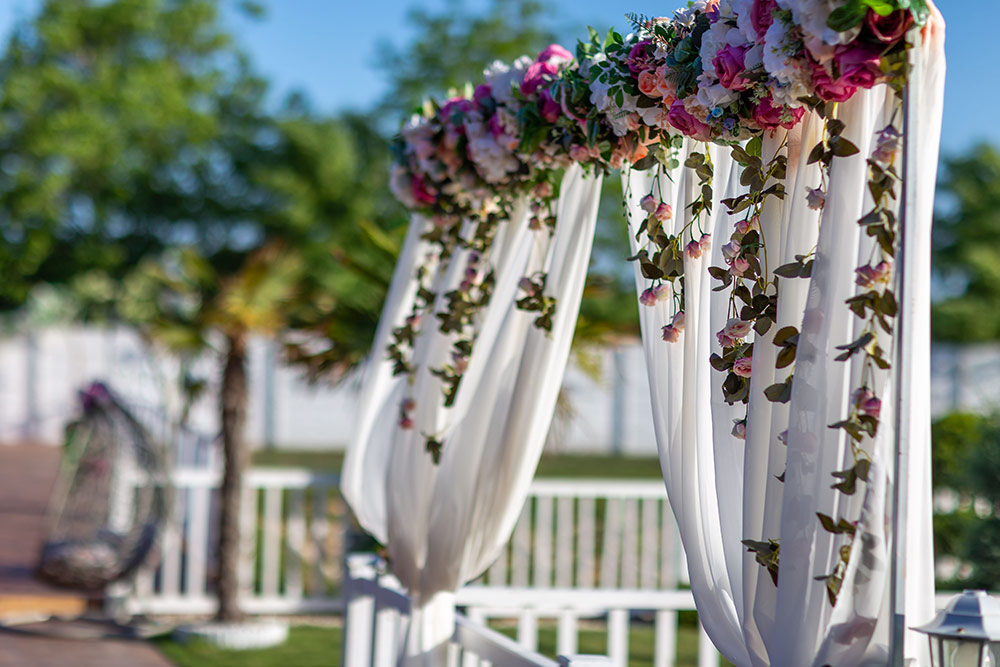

left=118, top=468, right=721, bottom=665
left=120, top=467, right=344, bottom=616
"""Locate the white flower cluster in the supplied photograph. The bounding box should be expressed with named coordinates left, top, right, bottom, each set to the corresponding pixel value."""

left=484, top=56, right=532, bottom=106
left=465, top=117, right=520, bottom=184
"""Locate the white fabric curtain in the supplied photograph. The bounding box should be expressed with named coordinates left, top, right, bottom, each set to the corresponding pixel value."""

left=625, top=27, right=944, bottom=667
left=342, top=164, right=603, bottom=664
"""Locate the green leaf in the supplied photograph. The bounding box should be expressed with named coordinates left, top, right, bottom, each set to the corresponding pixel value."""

left=831, top=137, right=861, bottom=157
left=826, top=0, right=868, bottom=32
left=861, top=0, right=895, bottom=16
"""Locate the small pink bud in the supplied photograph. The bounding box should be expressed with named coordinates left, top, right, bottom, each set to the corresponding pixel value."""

left=653, top=203, right=673, bottom=222
left=699, top=234, right=712, bottom=251
left=399, top=415, right=415, bottom=430
left=734, top=219, right=750, bottom=234
left=730, top=257, right=751, bottom=276
left=671, top=310, right=685, bottom=331
left=722, top=240, right=741, bottom=261
left=685, top=241, right=703, bottom=259
left=519, top=277, right=536, bottom=292
left=661, top=324, right=681, bottom=342
left=639, top=288, right=658, bottom=307
left=640, top=194, right=659, bottom=214
left=732, top=420, right=747, bottom=440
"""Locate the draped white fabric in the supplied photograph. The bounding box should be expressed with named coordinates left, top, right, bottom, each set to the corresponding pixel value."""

left=624, top=27, right=945, bottom=667
left=342, top=164, right=603, bottom=664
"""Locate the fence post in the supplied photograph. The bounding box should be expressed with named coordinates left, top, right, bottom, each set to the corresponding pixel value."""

left=343, top=554, right=377, bottom=667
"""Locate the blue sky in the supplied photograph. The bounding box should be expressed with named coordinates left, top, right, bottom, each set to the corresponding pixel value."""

left=0, top=0, right=991, bottom=157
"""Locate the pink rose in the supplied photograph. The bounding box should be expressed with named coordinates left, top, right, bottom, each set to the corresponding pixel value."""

left=699, top=234, right=712, bottom=251
left=661, top=324, right=681, bottom=342
left=685, top=240, right=703, bottom=259
left=724, top=318, right=753, bottom=339
left=640, top=194, right=659, bottom=214
left=855, top=260, right=892, bottom=288
left=520, top=60, right=559, bottom=95
left=750, top=0, right=778, bottom=38
left=539, top=89, right=561, bottom=122
left=638, top=69, right=661, bottom=97
left=655, top=65, right=676, bottom=100
left=811, top=61, right=857, bottom=102
left=834, top=42, right=884, bottom=89
left=411, top=175, right=436, bottom=205
left=753, top=97, right=805, bottom=130
left=717, top=331, right=736, bottom=349
left=714, top=44, right=752, bottom=91
left=653, top=203, right=673, bottom=222
left=639, top=287, right=658, bottom=307
left=537, top=43, right=573, bottom=64
left=733, top=356, right=753, bottom=378
left=667, top=98, right=710, bottom=139
left=627, top=41, right=654, bottom=75
left=864, top=9, right=913, bottom=44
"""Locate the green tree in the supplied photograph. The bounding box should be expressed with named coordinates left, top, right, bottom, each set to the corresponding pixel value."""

left=932, top=143, right=1000, bottom=341
left=376, top=0, right=559, bottom=118
left=0, top=0, right=402, bottom=622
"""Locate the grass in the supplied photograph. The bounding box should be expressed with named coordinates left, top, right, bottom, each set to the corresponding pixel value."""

left=153, top=625, right=342, bottom=667
left=153, top=620, right=735, bottom=667
left=252, top=449, right=663, bottom=480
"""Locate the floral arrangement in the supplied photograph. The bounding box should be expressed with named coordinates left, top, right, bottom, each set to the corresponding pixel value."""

left=388, top=0, right=930, bottom=602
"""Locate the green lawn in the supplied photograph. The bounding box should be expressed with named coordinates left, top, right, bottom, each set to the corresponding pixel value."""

left=252, top=449, right=663, bottom=480
left=154, top=620, right=733, bottom=667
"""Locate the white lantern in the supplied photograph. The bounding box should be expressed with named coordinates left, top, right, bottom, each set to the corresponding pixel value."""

left=913, top=590, right=1000, bottom=667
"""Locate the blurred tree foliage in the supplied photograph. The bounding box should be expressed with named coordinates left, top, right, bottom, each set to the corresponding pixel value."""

left=378, top=0, right=639, bottom=342
left=932, top=143, right=1000, bottom=341
left=931, top=412, right=1000, bottom=589
left=0, top=0, right=404, bottom=621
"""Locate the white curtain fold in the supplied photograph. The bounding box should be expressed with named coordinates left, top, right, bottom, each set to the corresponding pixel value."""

left=626, top=27, right=944, bottom=667
left=342, top=164, right=603, bottom=664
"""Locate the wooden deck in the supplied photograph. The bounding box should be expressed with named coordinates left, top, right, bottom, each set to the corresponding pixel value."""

left=0, top=443, right=172, bottom=666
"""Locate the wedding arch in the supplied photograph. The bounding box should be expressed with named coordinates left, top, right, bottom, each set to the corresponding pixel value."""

left=341, top=1, right=946, bottom=665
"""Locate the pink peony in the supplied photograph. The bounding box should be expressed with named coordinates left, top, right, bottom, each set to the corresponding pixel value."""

left=864, top=9, right=914, bottom=44
left=724, top=317, right=753, bottom=339
left=539, top=89, right=561, bottom=122
left=473, top=84, right=492, bottom=105
left=520, top=60, right=559, bottom=95
left=638, top=69, right=661, bottom=98
left=685, top=240, right=703, bottom=259
left=733, top=356, right=753, bottom=378
left=753, top=97, right=805, bottom=130
left=750, top=0, right=778, bottom=38
left=640, top=194, right=659, bottom=214
left=661, top=324, right=681, bottom=342
left=653, top=203, right=673, bottom=222
left=714, top=44, right=752, bottom=91
left=537, top=43, right=573, bottom=64
left=834, top=42, right=884, bottom=89
left=811, top=61, right=857, bottom=102
left=627, top=40, right=655, bottom=75
left=667, top=99, right=711, bottom=139
left=411, top=175, right=436, bottom=205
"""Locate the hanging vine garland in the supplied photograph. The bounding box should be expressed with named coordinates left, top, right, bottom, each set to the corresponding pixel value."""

left=387, top=0, right=928, bottom=604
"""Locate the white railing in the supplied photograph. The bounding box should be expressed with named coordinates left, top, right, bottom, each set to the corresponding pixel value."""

left=120, top=467, right=343, bottom=616
left=479, top=479, right=688, bottom=590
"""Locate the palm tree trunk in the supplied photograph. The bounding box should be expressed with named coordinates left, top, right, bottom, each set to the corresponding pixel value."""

left=216, top=331, right=248, bottom=622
